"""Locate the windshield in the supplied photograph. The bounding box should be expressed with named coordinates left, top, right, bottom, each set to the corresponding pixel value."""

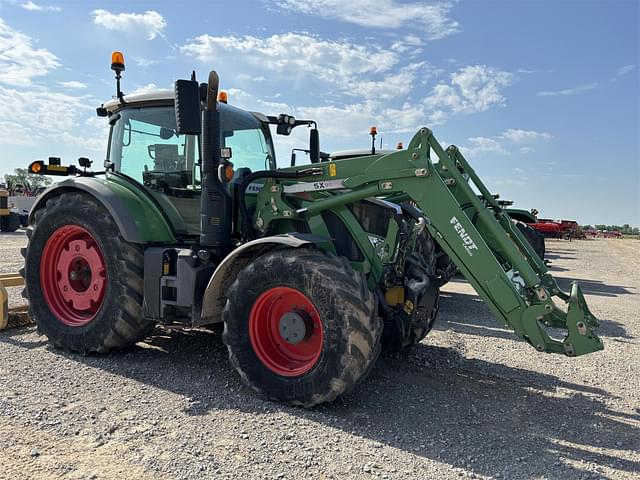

left=108, top=104, right=275, bottom=185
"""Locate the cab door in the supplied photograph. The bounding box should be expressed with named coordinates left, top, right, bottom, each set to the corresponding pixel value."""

left=109, top=105, right=202, bottom=235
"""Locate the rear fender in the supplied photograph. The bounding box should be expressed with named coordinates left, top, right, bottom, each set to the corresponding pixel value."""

left=198, top=233, right=328, bottom=325
left=29, top=176, right=177, bottom=244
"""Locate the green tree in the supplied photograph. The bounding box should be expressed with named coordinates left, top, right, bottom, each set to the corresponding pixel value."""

left=3, top=168, right=52, bottom=192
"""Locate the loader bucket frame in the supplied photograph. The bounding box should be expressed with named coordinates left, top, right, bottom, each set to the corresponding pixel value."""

left=254, top=127, right=603, bottom=356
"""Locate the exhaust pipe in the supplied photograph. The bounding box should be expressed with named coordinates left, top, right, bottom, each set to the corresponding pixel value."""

left=199, top=71, right=232, bottom=255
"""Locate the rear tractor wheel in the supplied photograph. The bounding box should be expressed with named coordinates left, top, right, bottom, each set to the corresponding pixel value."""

left=22, top=192, right=153, bottom=353
left=222, top=248, right=382, bottom=407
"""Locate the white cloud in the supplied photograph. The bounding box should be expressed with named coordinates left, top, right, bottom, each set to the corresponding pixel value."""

left=354, top=63, right=426, bottom=100
left=616, top=64, right=636, bottom=77
left=467, top=136, right=507, bottom=154
left=58, top=80, right=87, bottom=89
left=537, top=83, right=597, bottom=96
left=128, top=83, right=161, bottom=96
left=0, top=85, right=104, bottom=152
left=226, top=88, right=251, bottom=99
left=180, top=32, right=517, bottom=156
left=461, top=128, right=551, bottom=158
left=297, top=102, right=378, bottom=138
left=0, top=18, right=59, bottom=85
left=181, top=33, right=399, bottom=96
left=610, top=64, right=636, bottom=82
left=92, top=9, right=166, bottom=40
left=499, top=129, right=552, bottom=143
left=135, top=57, right=160, bottom=67
left=21, top=1, right=61, bottom=11
left=424, top=65, right=513, bottom=123
left=276, top=0, right=460, bottom=40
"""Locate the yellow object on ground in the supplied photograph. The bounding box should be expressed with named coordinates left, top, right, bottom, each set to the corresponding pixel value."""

left=0, top=273, right=27, bottom=330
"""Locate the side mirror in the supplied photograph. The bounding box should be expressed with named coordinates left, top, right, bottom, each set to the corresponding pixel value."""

left=174, top=79, right=201, bottom=135
left=309, top=128, right=320, bottom=164
left=290, top=151, right=296, bottom=167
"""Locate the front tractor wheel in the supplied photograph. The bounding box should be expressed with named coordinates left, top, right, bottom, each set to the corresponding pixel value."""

left=22, top=192, right=153, bottom=353
left=222, top=249, right=382, bottom=407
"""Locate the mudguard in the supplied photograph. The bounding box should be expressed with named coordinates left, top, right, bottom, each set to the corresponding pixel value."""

left=29, top=176, right=177, bottom=244
left=199, top=233, right=328, bottom=325
left=504, top=208, right=538, bottom=224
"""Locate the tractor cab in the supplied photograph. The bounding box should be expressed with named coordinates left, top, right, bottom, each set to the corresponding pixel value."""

left=103, top=91, right=276, bottom=234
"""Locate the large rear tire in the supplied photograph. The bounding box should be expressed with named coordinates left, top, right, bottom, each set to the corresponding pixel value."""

left=222, top=248, right=382, bottom=407
left=22, top=192, right=154, bottom=353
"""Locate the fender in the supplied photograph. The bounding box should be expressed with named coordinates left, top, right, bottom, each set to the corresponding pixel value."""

left=29, top=176, right=177, bottom=244
left=199, top=233, right=328, bottom=325
left=504, top=208, right=538, bottom=224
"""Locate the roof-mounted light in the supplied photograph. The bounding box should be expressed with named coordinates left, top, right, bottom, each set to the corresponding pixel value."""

left=111, top=51, right=125, bottom=73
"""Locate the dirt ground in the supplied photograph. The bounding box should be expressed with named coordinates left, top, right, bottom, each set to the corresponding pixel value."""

left=0, top=235, right=638, bottom=479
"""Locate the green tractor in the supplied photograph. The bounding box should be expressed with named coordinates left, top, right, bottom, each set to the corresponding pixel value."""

left=21, top=54, right=602, bottom=407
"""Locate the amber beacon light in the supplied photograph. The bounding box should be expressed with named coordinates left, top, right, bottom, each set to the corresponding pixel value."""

left=111, top=51, right=125, bottom=72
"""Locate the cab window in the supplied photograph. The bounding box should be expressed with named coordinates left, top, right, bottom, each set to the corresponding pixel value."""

left=109, top=106, right=200, bottom=191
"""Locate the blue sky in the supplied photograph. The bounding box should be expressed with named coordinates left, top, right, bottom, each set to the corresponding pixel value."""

left=0, top=0, right=638, bottom=225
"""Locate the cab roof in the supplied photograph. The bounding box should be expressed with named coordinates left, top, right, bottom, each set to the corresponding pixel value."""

left=103, top=89, right=174, bottom=112
left=102, top=89, right=270, bottom=125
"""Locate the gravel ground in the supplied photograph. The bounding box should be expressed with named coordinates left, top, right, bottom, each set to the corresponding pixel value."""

left=0, top=234, right=638, bottom=479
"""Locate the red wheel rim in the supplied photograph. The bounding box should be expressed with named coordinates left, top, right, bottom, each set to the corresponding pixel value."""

left=249, top=287, right=324, bottom=377
left=40, top=225, right=107, bottom=327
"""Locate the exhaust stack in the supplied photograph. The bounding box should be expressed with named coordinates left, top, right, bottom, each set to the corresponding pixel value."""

left=200, top=71, right=232, bottom=255
left=174, top=70, right=232, bottom=257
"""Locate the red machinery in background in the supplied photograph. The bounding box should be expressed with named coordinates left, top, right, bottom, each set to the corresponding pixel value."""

left=530, top=219, right=584, bottom=239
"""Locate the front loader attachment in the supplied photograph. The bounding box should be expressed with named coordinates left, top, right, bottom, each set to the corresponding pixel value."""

left=254, top=127, right=604, bottom=356
left=395, top=129, right=603, bottom=356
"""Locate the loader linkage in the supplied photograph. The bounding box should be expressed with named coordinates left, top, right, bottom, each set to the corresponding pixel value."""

left=255, top=127, right=603, bottom=356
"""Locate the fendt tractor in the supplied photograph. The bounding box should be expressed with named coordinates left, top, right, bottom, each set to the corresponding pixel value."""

left=21, top=53, right=603, bottom=406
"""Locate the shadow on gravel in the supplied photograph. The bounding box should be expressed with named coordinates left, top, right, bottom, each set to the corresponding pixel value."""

left=5, top=325, right=636, bottom=480
left=437, top=290, right=634, bottom=342
left=0, top=326, right=48, bottom=349
left=555, top=277, right=635, bottom=298
left=436, top=291, right=517, bottom=342
left=548, top=264, right=570, bottom=273
left=545, top=249, right=577, bottom=261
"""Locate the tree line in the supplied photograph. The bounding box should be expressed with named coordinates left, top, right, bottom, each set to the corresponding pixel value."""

left=582, top=224, right=639, bottom=234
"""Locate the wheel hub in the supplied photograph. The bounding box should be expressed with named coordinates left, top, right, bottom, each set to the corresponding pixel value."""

left=278, top=311, right=312, bottom=345
left=40, top=225, right=107, bottom=326
left=249, top=287, right=324, bottom=377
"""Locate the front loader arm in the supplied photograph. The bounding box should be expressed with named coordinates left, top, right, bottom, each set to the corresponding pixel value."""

left=254, top=127, right=603, bottom=357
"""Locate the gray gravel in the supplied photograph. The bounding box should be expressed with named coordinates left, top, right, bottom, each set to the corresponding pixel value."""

left=0, top=235, right=638, bottom=479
